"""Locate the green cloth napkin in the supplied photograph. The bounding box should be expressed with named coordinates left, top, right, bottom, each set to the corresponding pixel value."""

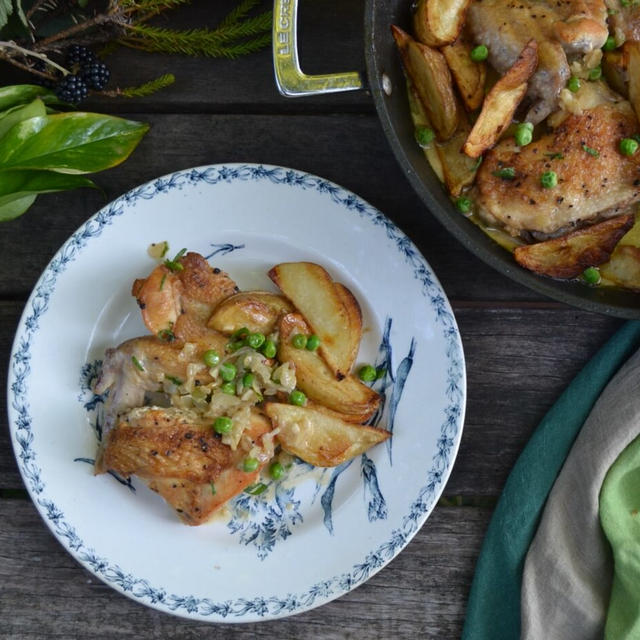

left=601, top=433, right=640, bottom=639
left=461, top=320, right=640, bottom=640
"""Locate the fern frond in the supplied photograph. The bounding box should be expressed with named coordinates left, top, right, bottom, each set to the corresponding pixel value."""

left=118, top=72, right=175, bottom=97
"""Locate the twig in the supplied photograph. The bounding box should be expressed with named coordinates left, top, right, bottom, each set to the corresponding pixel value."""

left=1, top=55, right=53, bottom=80
left=26, top=0, right=49, bottom=21
left=0, top=39, right=69, bottom=75
left=33, top=11, right=122, bottom=51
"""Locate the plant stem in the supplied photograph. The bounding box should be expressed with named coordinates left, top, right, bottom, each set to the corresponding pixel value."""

left=26, top=0, right=49, bottom=21
left=0, top=40, right=69, bottom=75
left=33, top=10, right=123, bottom=51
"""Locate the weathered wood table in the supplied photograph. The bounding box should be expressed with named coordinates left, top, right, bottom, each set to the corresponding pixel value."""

left=0, top=2, right=625, bottom=637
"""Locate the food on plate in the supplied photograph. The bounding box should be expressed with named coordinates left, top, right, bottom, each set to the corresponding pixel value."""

left=264, top=403, right=389, bottom=468
left=268, top=261, right=362, bottom=380
left=94, top=251, right=387, bottom=524
left=277, top=312, right=380, bottom=423
left=393, top=0, right=640, bottom=290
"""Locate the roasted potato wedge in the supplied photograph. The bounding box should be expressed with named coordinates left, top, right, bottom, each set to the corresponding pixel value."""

left=392, top=25, right=460, bottom=141
left=435, top=118, right=479, bottom=197
left=625, top=41, right=640, bottom=123
left=265, top=403, right=390, bottom=467
left=514, top=215, right=634, bottom=279
left=333, top=282, right=363, bottom=373
left=412, top=0, right=471, bottom=47
left=268, top=262, right=361, bottom=379
left=602, top=49, right=628, bottom=98
left=278, top=313, right=380, bottom=423
left=442, top=38, right=486, bottom=111
left=207, top=291, right=293, bottom=335
left=600, top=245, right=640, bottom=290
left=463, top=40, right=538, bottom=158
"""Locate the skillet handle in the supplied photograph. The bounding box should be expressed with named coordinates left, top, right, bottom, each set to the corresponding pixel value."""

left=272, top=0, right=364, bottom=97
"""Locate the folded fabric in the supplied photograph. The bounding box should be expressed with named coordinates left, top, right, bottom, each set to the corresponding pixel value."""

left=600, top=433, right=640, bottom=639
left=521, top=345, right=640, bottom=639
left=461, top=321, right=640, bottom=640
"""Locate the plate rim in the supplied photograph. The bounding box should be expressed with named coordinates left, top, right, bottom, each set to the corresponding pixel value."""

left=7, top=163, right=467, bottom=622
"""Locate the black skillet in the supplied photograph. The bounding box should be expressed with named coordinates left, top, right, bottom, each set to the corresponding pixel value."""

left=273, top=0, right=640, bottom=318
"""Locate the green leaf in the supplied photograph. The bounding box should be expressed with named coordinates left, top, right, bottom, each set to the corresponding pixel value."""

left=0, top=0, right=14, bottom=31
left=0, top=85, right=58, bottom=111
left=0, top=170, right=98, bottom=221
left=0, top=193, right=36, bottom=222
left=0, top=113, right=150, bottom=173
left=0, top=98, right=46, bottom=140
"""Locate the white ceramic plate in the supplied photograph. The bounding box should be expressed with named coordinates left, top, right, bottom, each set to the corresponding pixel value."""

left=8, top=164, right=466, bottom=622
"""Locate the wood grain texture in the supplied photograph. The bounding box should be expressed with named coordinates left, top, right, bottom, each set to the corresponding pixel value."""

left=0, top=499, right=489, bottom=639
left=0, top=0, right=630, bottom=636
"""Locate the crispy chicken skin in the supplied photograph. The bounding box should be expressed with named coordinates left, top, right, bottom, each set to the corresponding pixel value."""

left=131, top=252, right=238, bottom=341
left=476, top=102, right=640, bottom=235
left=98, top=406, right=273, bottom=525
left=467, top=0, right=608, bottom=122
left=94, top=335, right=224, bottom=434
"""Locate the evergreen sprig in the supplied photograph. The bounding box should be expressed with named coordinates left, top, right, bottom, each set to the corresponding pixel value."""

left=117, top=72, right=175, bottom=97
left=0, top=0, right=273, bottom=97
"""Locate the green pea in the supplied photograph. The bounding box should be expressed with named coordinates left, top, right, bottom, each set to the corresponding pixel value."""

left=221, top=381, right=236, bottom=395
left=270, top=461, right=284, bottom=480
left=456, top=196, right=473, bottom=214
left=414, top=125, right=435, bottom=148
left=567, top=76, right=581, bottom=92
left=289, top=389, right=307, bottom=406
left=588, top=66, right=602, bottom=81
left=306, top=334, right=320, bottom=351
left=243, top=457, right=259, bottom=472
left=603, top=35, right=616, bottom=51
left=262, top=339, right=277, bottom=359
left=242, top=372, right=255, bottom=388
left=470, top=44, right=488, bottom=62
left=213, top=416, right=232, bottom=434
left=514, top=122, right=533, bottom=147
left=291, top=333, right=307, bottom=349
left=203, top=349, right=220, bottom=367
left=620, top=138, right=639, bottom=156
left=582, top=266, right=601, bottom=285
left=219, top=362, right=237, bottom=382
left=358, top=364, right=377, bottom=382
left=540, top=171, right=558, bottom=189
left=232, top=327, right=250, bottom=340
left=226, top=340, right=244, bottom=353
left=246, top=332, right=265, bottom=349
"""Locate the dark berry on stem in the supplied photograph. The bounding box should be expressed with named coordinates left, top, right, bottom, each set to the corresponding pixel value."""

left=55, top=75, right=89, bottom=103
left=80, top=61, right=110, bottom=90
left=66, top=44, right=95, bottom=66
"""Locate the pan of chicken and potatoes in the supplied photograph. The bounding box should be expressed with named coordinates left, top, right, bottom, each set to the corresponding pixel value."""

left=362, top=0, right=640, bottom=317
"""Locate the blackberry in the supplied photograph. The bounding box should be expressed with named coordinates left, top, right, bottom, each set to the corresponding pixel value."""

left=80, top=61, right=110, bottom=90
left=65, top=44, right=95, bottom=67
left=55, top=74, right=89, bottom=103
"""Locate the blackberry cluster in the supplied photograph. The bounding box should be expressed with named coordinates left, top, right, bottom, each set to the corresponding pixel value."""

left=54, top=45, right=111, bottom=103
left=80, top=61, right=110, bottom=90
left=55, top=74, right=89, bottom=103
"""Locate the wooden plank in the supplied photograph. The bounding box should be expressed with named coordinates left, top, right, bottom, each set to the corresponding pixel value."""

left=0, top=497, right=489, bottom=638
left=0, top=302, right=623, bottom=492
left=1, top=0, right=371, bottom=114
left=0, top=113, right=540, bottom=303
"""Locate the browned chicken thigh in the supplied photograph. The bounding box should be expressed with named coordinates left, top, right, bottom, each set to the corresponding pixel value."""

left=476, top=101, right=640, bottom=235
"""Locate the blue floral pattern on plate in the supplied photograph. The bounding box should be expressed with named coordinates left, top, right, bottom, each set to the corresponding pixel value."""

left=8, top=164, right=465, bottom=621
